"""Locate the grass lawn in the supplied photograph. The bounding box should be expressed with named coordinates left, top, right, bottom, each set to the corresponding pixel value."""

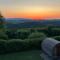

left=0, top=50, right=42, bottom=60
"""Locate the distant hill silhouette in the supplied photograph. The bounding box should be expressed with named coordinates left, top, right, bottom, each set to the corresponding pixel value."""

left=5, top=18, right=60, bottom=28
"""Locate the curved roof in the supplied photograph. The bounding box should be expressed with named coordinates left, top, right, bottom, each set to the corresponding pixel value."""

left=41, top=38, right=60, bottom=56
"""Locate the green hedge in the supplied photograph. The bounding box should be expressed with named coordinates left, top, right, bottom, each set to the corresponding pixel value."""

left=7, top=39, right=27, bottom=52
left=0, top=39, right=27, bottom=53
left=0, top=40, right=7, bottom=53
left=0, top=38, right=45, bottom=54
left=0, top=32, right=8, bottom=40
left=25, top=38, right=43, bottom=49
left=53, top=36, right=60, bottom=41
left=28, top=32, right=46, bottom=39
left=0, top=32, right=46, bottom=54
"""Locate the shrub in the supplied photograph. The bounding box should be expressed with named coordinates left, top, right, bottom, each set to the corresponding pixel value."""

left=5, top=31, right=17, bottom=39
left=0, top=39, right=29, bottom=53
left=17, top=31, right=30, bottom=39
left=0, top=32, right=46, bottom=53
left=6, top=39, right=29, bottom=52
left=0, top=40, right=7, bottom=53
left=6, top=29, right=31, bottom=39
left=25, top=38, right=43, bottom=49
left=53, top=36, right=60, bottom=41
left=28, top=32, right=46, bottom=40
left=0, top=32, right=8, bottom=40
left=26, top=32, right=46, bottom=49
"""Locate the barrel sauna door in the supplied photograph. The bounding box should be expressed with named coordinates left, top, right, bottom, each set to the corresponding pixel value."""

left=54, top=44, right=60, bottom=57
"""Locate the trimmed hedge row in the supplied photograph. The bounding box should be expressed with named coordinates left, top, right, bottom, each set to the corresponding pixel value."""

left=53, top=36, right=60, bottom=41
left=0, top=32, right=46, bottom=54
left=0, top=38, right=45, bottom=54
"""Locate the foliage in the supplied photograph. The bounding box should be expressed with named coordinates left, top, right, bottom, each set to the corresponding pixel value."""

left=53, top=36, right=60, bottom=41
left=5, top=26, right=60, bottom=39
left=0, top=23, right=60, bottom=53
left=26, top=32, right=46, bottom=49
left=5, top=29, right=30, bottom=39
left=28, top=32, right=46, bottom=40
left=0, top=12, right=5, bottom=29
left=5, top=30, right=17, bottom=39
left=7, top=39, right=26, bottom=52
left=17, top=31, right=30, bottom=39
left=25, top=38, right=43, bottom=49
left=0, top=35, right=46, bottom=53
left=0, top=32, right=8, bottom=40
left=0, top=40, right=7, bottom=53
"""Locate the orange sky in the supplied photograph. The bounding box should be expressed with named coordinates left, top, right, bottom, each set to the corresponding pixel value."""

left=6, top=13, right=60, bottom=19
left=0, top=0, right=60, bottom=19
left=4, top=9, right=60, bottom=19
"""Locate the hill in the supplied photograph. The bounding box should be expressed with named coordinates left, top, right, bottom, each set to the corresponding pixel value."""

left=5, top=18, right=60, bottom=28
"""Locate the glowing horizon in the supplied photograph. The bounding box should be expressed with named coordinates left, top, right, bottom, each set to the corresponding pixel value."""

left=0, top=0, right=60, bottom=19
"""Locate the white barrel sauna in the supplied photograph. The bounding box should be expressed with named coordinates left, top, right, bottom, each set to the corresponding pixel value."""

left=41, top=38, right=60, bottom=60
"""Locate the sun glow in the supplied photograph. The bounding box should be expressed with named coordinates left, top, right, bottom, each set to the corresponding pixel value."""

left=2, top=6, right=60, bottom=19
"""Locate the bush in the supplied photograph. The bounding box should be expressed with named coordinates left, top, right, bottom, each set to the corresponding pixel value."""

left=7, top=40, right=23, bottom=52
left=0, top=32, right=8, bottom=40
left=0, top=32, right=46, bottom=54
left=25, top=38, right=43, bottom=49
left=5, top=31, right=17, bottom=39
left=17, top=32, right=30, bottom=39
left=0, top=40, right=7, bottom=53
left=6, top=39, right=29, bottom=52
left=6, top=29, right=30, bottom=39
left=17, top=30, right=30, bottom=39
left=0, top=38, right=45, bottom=54
left=0, top=39, right=29, bottom=53
left=53, top=36, right=60, bottom=41
left=28, top=32, right=46, bottom=40
left=26, top=32, right=46, bottom=49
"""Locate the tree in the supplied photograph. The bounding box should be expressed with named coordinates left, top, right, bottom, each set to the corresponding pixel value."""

left=0, top=12, right=5, bottom=29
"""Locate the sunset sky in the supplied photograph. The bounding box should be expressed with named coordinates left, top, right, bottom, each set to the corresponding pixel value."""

left=0, top=0, right=60, bottom=19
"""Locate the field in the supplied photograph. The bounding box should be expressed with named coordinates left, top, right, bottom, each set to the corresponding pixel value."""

left=0, top=50, right=42, bottom=60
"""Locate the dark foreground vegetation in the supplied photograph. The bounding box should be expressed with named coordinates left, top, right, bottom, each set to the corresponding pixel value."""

left=0, top=31, right=46, bottom=54
left=0, top=26, right=60, bottom=54
left=0, top=14, right=60, bottom=55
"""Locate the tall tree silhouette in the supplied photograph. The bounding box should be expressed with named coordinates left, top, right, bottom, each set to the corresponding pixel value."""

left=0, top=12, right=5, bottom=28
